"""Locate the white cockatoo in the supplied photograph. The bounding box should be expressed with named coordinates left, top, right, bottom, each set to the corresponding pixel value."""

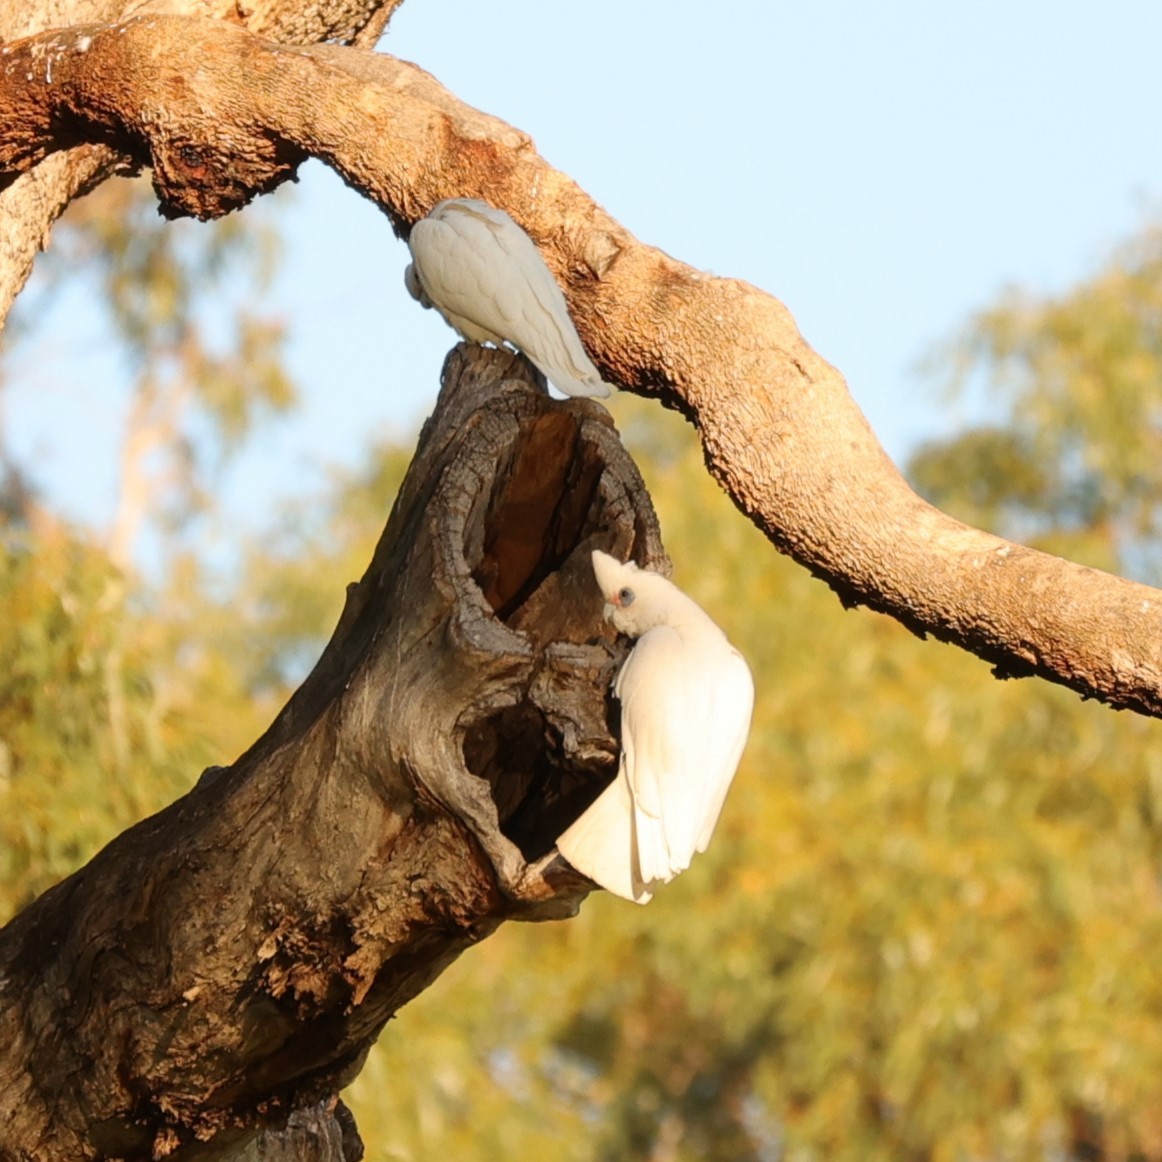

left=404, top=198, right=613, bottom=399
left=556, top=551, right=754, bottom=904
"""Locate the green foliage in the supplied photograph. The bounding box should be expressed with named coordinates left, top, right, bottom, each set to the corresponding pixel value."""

left=912, top=221, right=1162, bottom=578
left=0, top=517, right=272, bottom=917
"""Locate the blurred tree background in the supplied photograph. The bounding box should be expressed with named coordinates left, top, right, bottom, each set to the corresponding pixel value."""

left=2, top=180, right=1162, bottom=1162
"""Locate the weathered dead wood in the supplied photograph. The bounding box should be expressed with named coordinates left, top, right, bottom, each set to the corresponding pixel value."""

left=1, top=14, right=1160, bottom=717
left=0, top=346, right=663, bottom=1161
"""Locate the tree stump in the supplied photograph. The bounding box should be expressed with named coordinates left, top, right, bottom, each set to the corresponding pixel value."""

left=0, top=345, right=666, bottom=1160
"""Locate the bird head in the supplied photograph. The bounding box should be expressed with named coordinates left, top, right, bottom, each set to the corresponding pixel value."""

left=592, top=550, right=676, bottom=637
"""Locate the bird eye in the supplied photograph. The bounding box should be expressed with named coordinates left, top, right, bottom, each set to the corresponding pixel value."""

left=618, top=587, right=635, bottom=606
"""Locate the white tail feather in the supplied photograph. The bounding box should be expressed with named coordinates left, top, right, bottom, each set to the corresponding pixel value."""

left=556, top=775, right=654, bottom=905
left=634, top=810, right=690, bottom=887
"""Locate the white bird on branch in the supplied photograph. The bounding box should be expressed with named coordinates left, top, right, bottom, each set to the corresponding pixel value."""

left=404, top=198, right=613, bottom=399
left=557, top=551, right=754, bottom=904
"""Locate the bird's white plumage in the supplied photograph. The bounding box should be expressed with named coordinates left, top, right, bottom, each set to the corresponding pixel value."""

left=404, top=199, right=612, bottom=398
left=556, top=551, right=754, bottom=903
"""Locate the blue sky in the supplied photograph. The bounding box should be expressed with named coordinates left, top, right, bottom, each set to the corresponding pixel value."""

left=6, top=0, right=1162, bottom=544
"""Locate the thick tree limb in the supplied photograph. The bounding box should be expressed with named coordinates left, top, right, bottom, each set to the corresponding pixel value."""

left=0, top=347, right=662, bottom=1159
left=0, top=0, right=404, bottom=324
left=1, top=14, right=1158, bottom=715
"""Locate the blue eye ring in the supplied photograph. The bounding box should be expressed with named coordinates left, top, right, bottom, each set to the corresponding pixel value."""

left=618, top=587, right=635, bottom=606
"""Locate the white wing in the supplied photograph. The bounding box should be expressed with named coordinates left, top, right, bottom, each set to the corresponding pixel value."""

left=692, top=646, right=754, bottom=853
left=406, top=200, right=611, bottom=398
left=618, top=626, right=753, bottom=886
left=554, top=626, right=692, bottom=905
left=555, top=772, right=654, bottom=905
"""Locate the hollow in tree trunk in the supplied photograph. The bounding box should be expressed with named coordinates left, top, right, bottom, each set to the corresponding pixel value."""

left=0, top=345, right=666, bottom=1161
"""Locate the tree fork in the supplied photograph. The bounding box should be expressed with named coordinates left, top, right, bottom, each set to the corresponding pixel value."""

left=0, top=346, right=663, bottom=1160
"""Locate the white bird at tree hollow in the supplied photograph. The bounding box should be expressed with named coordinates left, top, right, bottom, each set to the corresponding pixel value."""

left=556, top=551, right=754, bottom=904
left=404, top=198, right=613, bottom=399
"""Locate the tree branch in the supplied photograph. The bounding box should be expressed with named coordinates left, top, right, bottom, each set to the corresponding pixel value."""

left=0, top=0, right=406, bottom=326
left=2, top=13, right=1160, bottom=716
left=0, top=347, right=662, bottom=1158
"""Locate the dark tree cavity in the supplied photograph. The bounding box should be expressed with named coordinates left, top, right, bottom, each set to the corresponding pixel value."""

left=0, top=346, right=666, bottom=1161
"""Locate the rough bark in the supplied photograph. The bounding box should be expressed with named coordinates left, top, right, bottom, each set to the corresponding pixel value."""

left=0, top=347, right=664, bottom=1160
left=1, top=13, right=1159, bottom=716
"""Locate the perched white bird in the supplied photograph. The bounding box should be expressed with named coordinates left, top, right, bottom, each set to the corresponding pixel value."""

left=404, top=198, right=613, bottom=399
left=556, top=551, right=754, bottom=904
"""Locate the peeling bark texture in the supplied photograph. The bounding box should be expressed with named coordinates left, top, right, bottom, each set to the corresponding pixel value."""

left=0, top=348, right=663, bottom=1160
left=0, top=0, right=405, bottom=324
left=1, top=12, right=1162, bottom=715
